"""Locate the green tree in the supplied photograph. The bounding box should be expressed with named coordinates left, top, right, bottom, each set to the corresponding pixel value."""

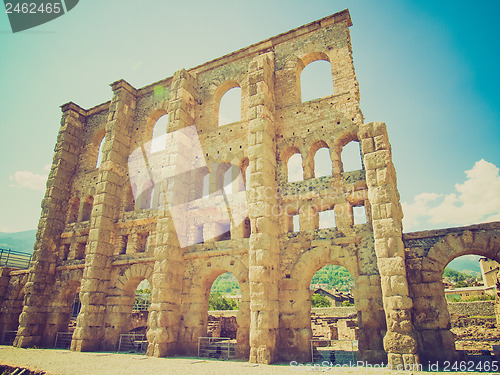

left=209, top=292, right=239, bottom=311
left=311, top=294, right=331, bottom=308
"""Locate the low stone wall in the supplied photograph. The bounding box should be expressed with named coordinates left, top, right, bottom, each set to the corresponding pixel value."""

left=208, top=310, right=238, bottom=317
left=447, top=301, right=495, bottom=317
left=311, top=306, right=357, bottom=317
left=208, top=307, right=357, bottom=318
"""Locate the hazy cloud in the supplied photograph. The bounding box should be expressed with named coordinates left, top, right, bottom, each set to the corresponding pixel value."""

left=402, top=159, right=500, bottom=231
left=9, top=168, right=48, bottom=191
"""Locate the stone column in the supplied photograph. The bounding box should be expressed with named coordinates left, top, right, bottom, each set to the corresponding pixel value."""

left=247, top=52, right=280, bottom=364
left=359, top=122, right=420, bottom=367
left=15, top=102, right=85, bottom=347
left=71, top=80, right=136, bottom=351
left=147, top=69, right=196, bottom=357
left=496, top=272, right=500, bottom=326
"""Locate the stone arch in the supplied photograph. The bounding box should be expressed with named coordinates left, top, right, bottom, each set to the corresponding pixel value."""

left=308, top=140, right=331, bottom=178
left=114, top=264, right=154, bottom=294
left=0, top=273, right=28, bottom=341
left=428, top=231, right=500, bottom=272
left=332, top=130, right=360, bottom=174
left=178, top=256, right=250, bottom=359
left=281, top=242, right=385, bottom=363
left=144, top=108, right=169, bottom=145
left=280, top=146, right=303, bottom=183
left=297, top=51, right=331, bottom=74
left=90, top=129, right=106, bottom=169
left=409, top=229, right=500, bottom=362
left=279, top=244, right=361, bottom=362
left=67, top=196, right=80, bottom=223
left=43, top=269, right=83, bottom=347
left=298, top=52, right=334, bottom=103
left=102, top=263, right=154, bottom=350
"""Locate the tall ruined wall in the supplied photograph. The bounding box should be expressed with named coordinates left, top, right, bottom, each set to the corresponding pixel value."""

left=3, top=8, right=498, bottom=368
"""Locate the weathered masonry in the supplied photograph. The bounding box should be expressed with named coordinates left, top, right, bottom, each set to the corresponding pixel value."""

left=0, top=9, right=499, bottom=367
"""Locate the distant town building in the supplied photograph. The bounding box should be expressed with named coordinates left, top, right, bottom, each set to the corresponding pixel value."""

left=444, top=257, right=498, bottom=301
left=479, top=257, right=499, bottom=288
left=312, top=288, right=354, bottom=306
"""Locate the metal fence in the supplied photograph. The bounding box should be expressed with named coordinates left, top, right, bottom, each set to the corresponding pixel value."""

left=197, top=337, right=236, bottom=360
left=0, top=248, right=32, bottom=269
left=310, top=339, right=358, bottom=364
left=54, top=332, right=73, bottom=349
left=1, top=330, right=17, bottom=345
left=132, top=294, right=150, bottom=311
left=118, top=333, right=148, bottom=352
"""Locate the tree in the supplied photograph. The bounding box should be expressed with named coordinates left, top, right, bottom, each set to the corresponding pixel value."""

left=311, top=294, right=331, bottom=308
left=209, top=292, right=239, bottom=311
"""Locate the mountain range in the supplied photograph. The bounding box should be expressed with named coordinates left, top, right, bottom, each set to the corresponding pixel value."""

left=0, top=230, right=36, bottom=254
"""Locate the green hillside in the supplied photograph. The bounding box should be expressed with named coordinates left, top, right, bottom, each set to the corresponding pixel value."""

left=310, top=265, right=353, bottom=291
left=211, top=265, right=354, bottom=295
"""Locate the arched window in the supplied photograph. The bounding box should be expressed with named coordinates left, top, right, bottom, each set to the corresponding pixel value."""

left=341, top=141, right=362, bottom=172
left=81, top=195, right=93, bottom=221
left=300, top=60, right=334, bottom=102
left=314, top=147, right=332, bottom=178
left=219, top=86, right=241, bottom=126
left=67, top=197, right=80, bottom=223
left=150, top=114, right=168, bottom=153
left=288, top=153, right=303, bottom=182
left=96, top=136, right=105, bottom=168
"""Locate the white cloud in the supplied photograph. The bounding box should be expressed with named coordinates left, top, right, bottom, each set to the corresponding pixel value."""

left=9, top=169, right=48, bottom=191
left=402, top=160, right=500, bottom=231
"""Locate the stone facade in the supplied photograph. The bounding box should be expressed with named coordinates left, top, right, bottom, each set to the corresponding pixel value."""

left=0, top=9, right=499, bottom=367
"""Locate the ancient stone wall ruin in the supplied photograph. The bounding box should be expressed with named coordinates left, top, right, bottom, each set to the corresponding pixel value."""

left=0, top=9, right=498, bottom=367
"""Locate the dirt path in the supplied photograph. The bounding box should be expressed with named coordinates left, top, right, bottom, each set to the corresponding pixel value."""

left=1, top=346, right=499, bottom=375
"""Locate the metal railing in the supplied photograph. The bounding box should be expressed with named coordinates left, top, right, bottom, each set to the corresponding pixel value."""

left=54, top=332, right=73, bottom=349
left=118, top=333, right=148, bottom=352
left=132, top=294, right=150, bottom=311
left=197, top=337, right=235, bottom=360
left=311, top=339, right=358, bottom=364
left=2, top=330, right=17, bottom=345
left=0, top=248, right=32, bottom=269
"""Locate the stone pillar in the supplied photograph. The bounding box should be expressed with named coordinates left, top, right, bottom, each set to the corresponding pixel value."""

left=147, top=69, right=196, bottom=357
left=15, top=103, right=85, bottom=348
left=247, top=52, right=280, bottom=364
left=359, top=122, right=420, bottom=367
left=496, top=272, right=500, bottom=326
left=71, top=80, right=136, bottom=351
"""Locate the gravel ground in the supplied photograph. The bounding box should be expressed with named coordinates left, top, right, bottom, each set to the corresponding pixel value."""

left=1, top=346, right=498, bottom=375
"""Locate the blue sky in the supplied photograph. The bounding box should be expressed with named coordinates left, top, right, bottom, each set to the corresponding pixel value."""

left=0, top=0, right=499, bottom=233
